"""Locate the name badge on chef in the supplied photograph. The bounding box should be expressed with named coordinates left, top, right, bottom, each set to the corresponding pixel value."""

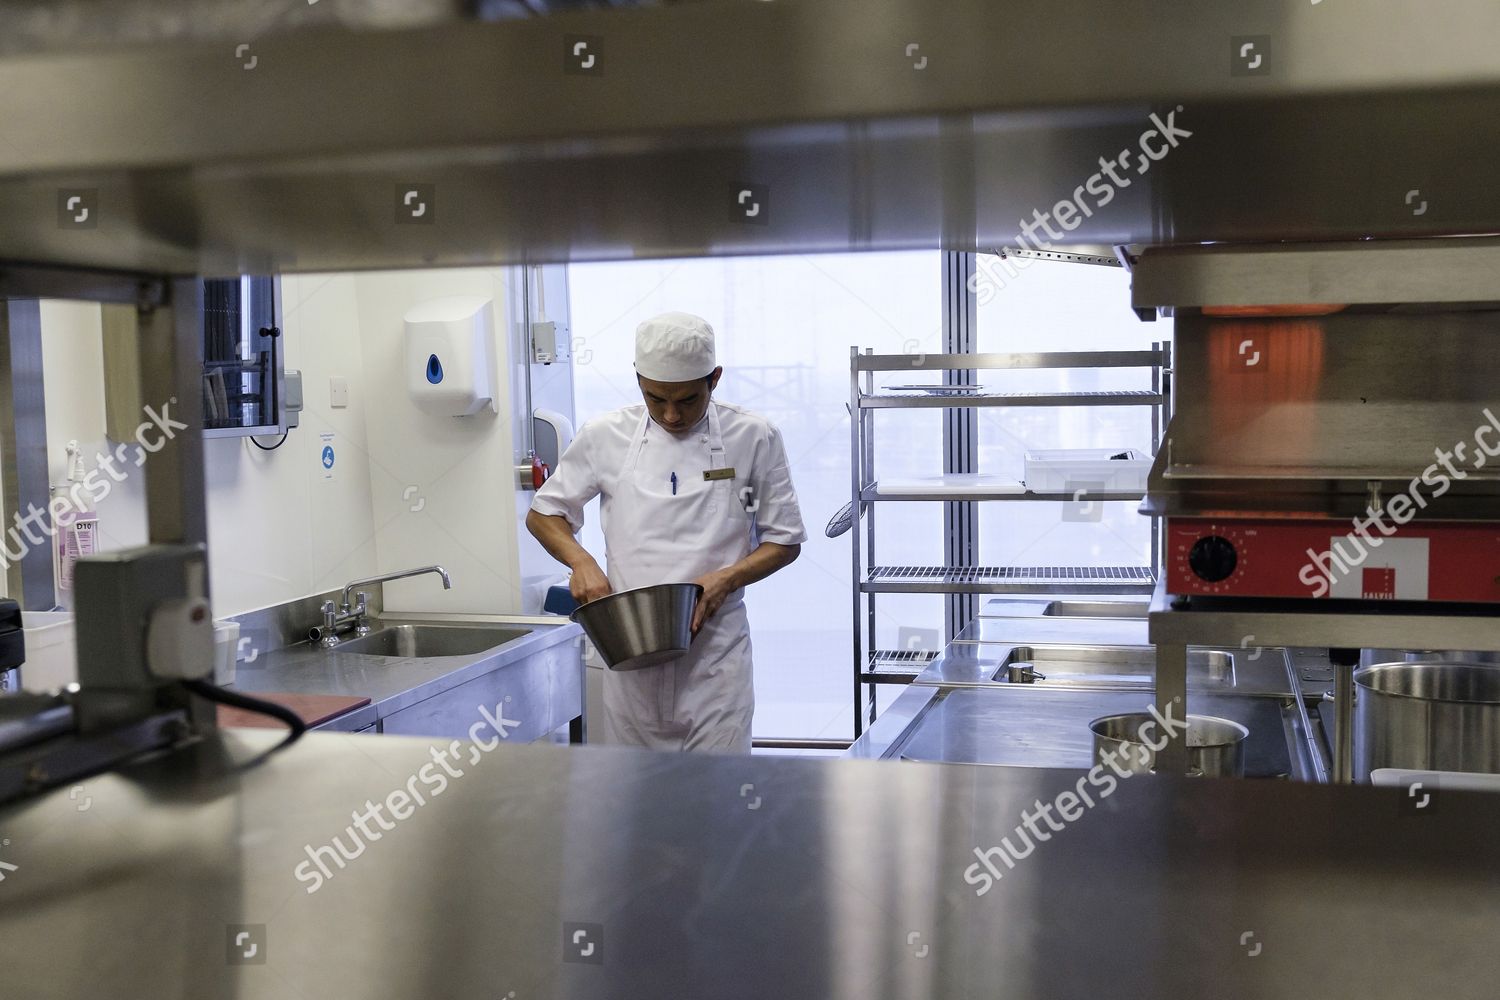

left=703, top=467, right=736, bottom=481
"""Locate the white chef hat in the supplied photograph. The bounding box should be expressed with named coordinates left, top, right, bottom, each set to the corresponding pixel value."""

left=634, top=312, right=717, bottom=383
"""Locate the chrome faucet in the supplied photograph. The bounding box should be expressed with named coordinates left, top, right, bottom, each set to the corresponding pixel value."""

left=315, top=565, right=453, bottom=649
left=339, top=565, right=452, bottom=610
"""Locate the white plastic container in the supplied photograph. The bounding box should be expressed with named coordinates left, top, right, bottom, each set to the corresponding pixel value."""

left=213, top=620, right=241, bottom=686
left=1024, top=448, right=1152, bottom=494
left=20, top=611, right=77, bottom=692
left=877, top=474, right=1026, bottom=496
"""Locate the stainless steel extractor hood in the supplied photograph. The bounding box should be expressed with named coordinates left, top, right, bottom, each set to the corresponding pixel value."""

left=3, top=0, right=1500, bottom=276
left=1137, top=237, right=1500, bottom=523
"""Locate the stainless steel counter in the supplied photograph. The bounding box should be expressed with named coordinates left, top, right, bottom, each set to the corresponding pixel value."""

left=851, top=684, right=1291, bottom=777
left=854, top=603, right=1327, bottom=780
left=953, top=615, right=1151, bottom=647
left=2, top=729, right=1498, bottom=998
left=921, top=640, right=1300, bottom=697
left=232, top=616, right=583, bottom=741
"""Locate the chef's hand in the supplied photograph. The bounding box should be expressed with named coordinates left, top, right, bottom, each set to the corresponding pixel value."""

left=690, top=567, right=738, bottom=635
left=569, top=558, right=613, bottom=605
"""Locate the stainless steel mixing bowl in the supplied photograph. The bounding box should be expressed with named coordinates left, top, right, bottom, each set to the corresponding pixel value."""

left=570, top=583, right=703, bottom=671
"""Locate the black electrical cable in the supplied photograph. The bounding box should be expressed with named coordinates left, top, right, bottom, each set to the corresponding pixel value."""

left=250, top=431, right=289, bottom=451
left=181, top=679, right=306, bottom=756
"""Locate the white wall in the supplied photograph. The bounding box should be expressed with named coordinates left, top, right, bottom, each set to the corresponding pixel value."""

left=28, top=267, right=523, bottom=619
left=203, top=274, right=381, bottom=615
left=348, top=268, right=522, bottom=615
left=37, top=300, right=150, bottom=572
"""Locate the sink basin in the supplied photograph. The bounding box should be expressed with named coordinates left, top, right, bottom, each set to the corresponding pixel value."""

left=995, top=645, right=1235, bottom=687
left=334, top=624, right=529, bottom=658
left=1041, top=601, right=1149, bottom=619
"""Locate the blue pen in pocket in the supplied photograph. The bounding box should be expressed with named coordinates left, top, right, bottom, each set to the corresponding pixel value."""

left=670, top=472, right=678, bottom=495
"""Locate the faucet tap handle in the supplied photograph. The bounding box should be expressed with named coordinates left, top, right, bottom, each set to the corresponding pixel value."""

left=352, top=591, right=373, bottom=634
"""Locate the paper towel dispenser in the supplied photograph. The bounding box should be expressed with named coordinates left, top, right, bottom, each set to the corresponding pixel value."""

left=403, top=296, right=497, bottom=416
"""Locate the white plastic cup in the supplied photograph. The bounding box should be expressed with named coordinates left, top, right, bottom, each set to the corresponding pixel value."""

left=213, top=620, right=240, bottom=685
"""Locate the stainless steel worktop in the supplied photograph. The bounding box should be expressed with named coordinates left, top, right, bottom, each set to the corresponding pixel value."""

left=930, top=597, right=1301, bottom=697
left=232, top=616, right=582, bottom=735
left=928, top=640, right=1285, bottom=692
left=954, top=615, right=1150, bottom=648
left=3, top=729, right=1498, bottom=998
left=853, top=600, right=1326, bottom=780
left=852, top=684, right=1291, bottom=777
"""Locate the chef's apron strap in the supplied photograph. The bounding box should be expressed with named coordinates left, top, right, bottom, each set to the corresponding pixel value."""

left=622, top=407, right=653, bottom=478
left=706, top=402, right=728, bottom=469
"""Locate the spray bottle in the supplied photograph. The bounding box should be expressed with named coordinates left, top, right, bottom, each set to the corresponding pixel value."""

left=51, top=440, right=99, bottom=608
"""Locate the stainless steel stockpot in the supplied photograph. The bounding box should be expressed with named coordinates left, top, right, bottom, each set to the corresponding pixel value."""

left=1354, top=660, right=1500, bottom=781
left=1089, top=713, right=1249, bottom=778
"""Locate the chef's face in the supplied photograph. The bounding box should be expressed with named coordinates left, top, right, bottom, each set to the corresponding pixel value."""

left=639, top=367, right=722, bottom=435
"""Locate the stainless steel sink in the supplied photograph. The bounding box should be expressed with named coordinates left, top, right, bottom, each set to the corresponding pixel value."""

left=1041, top=600, right=1149, bottom=619
left=995, top=644, right=1235, bottom=688
left=335, top=624, right=530, bottom=658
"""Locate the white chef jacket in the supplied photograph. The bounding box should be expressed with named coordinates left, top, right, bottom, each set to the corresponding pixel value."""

left=532, top=400, right=807, bottom=555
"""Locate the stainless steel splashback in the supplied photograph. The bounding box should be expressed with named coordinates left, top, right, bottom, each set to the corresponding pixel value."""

left=3, top=1, right=1500, bottom=274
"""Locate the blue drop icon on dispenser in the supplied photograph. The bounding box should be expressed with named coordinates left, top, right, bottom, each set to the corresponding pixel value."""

left=425, top=353, right=444, bottom=385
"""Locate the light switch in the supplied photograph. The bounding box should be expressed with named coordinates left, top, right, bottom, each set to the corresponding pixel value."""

left=329, top=376, right=349, bottom=408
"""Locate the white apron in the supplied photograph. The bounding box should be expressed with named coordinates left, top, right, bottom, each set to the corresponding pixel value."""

left=598, top=403, right=756, bottom=752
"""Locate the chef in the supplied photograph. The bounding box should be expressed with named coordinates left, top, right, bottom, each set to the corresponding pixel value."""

left=526, top=312, right=806, bottom=752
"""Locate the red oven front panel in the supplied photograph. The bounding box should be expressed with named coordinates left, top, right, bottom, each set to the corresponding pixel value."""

left=1165, top=517, right=1500, bottom=603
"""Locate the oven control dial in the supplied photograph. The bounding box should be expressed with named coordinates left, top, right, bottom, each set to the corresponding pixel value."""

left=1188, top=535, right=1239, bottom=583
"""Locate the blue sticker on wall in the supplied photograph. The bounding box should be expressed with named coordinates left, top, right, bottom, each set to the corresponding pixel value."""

left=321, top=445, right=335, bottom=469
